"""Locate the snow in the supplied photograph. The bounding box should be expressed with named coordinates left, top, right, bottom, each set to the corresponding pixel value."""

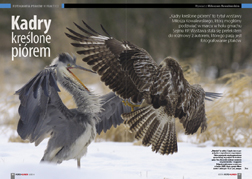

left=1, top=83, right=251, bottom=179
left=0, top=129, right=251, bottom=179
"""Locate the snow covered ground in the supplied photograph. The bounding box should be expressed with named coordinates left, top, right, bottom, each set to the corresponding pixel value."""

left=0, top=129, right=251, bottom=179
left=0, top=83, right=251, bottom=179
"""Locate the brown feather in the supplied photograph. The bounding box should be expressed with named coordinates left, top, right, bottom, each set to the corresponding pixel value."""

left=142, top=119, right=160, bottom=146
left=66, top=22, right=208, bottom=156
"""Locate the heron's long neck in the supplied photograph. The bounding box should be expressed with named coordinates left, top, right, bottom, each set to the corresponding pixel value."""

left=57, top=68, right=100, bottom=114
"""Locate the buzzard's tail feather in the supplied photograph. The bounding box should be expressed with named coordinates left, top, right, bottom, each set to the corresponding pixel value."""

left=124, top=106, right=153, bottom=132
left=122, top=105, right=178, bottom=155
left=142, top=118, right=160, bottom=146
left=135, top=113, right=156, bottom=140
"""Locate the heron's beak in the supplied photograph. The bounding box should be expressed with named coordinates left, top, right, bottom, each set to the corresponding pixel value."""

left=67, top=65, right=95, bottom=92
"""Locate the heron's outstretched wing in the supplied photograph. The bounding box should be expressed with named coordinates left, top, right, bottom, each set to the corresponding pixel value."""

left=15, top=66, right=85, bottom=147
left=66, top=21, right=160, bottom=104
left=96, top=92, right=139, bottom=135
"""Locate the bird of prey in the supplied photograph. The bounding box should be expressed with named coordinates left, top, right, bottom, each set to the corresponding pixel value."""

left=65, top=21, right=221, bottom=155
left=15, top=53, right=133, bottom=167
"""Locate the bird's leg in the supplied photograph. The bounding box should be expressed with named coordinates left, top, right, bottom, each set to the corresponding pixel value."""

left=77, top=158, right=81, bottom=168
left=122, top=100, right=140, bottom=112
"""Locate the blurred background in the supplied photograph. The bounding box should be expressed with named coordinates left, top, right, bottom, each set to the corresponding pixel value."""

left=0, top=0, right=252, bottom=148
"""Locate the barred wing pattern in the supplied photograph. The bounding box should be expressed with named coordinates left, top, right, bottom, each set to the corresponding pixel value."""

left=123, top=58, right=206, bottom=154
left=123, top=105, right=178, bottom=155
left=176, top=84, right=207, bottom=135
left=66, top=22, right=145, bottom=103
left=66, top=21, right=211, bottom=155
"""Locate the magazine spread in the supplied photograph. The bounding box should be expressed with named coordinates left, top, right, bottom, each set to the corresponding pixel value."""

left=0, top=1, right=251, bottom=179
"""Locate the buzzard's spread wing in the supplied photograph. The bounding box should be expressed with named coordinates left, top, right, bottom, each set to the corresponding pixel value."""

left=119, top=41, right=158, bottom=93
left=155, top=58, right=207, bottom=135
left=66, top=21, right=159, bottom=103
left=176, top=84, right=207, bottom=134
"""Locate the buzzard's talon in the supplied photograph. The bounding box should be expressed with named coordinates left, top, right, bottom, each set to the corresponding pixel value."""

left=122, top=100, right=140, bottom=112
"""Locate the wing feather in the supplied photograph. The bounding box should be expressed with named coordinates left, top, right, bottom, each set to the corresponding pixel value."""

left=66, top=22, right=219, bottom=155
left=153, top=58, right=207, bottom=135
left=96, top=92, right=139, bottom=134
left=176, top=84, right=207, bottom=134
left=15, top=66, right=85, bottom=147
left=66, top=22, right=160, bottom=103
left=119, top=42, right=159, bottom=93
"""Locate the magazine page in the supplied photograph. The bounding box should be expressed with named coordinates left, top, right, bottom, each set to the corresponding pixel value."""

left=0, top=1, right=251, bottom=179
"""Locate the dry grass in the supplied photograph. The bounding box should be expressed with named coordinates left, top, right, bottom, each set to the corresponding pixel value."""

left=197, top=72, right=252, bottom=147
left=95, top=125, right=136, bottom=142
left=0, top=86, right=23, bottom=142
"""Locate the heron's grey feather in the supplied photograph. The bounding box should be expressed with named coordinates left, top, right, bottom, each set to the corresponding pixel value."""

left=96, top=92, right=137, bottom=135
left=205, top=92, right=222, bottom=101
left=15, top=53, right=104, bottom=166
left=16, top=66, right=87, bottom=147
left=16, top=53, right=139, bottom=165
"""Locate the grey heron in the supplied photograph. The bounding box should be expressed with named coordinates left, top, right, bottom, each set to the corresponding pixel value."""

left=15, top=53, right=135, bottom=167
